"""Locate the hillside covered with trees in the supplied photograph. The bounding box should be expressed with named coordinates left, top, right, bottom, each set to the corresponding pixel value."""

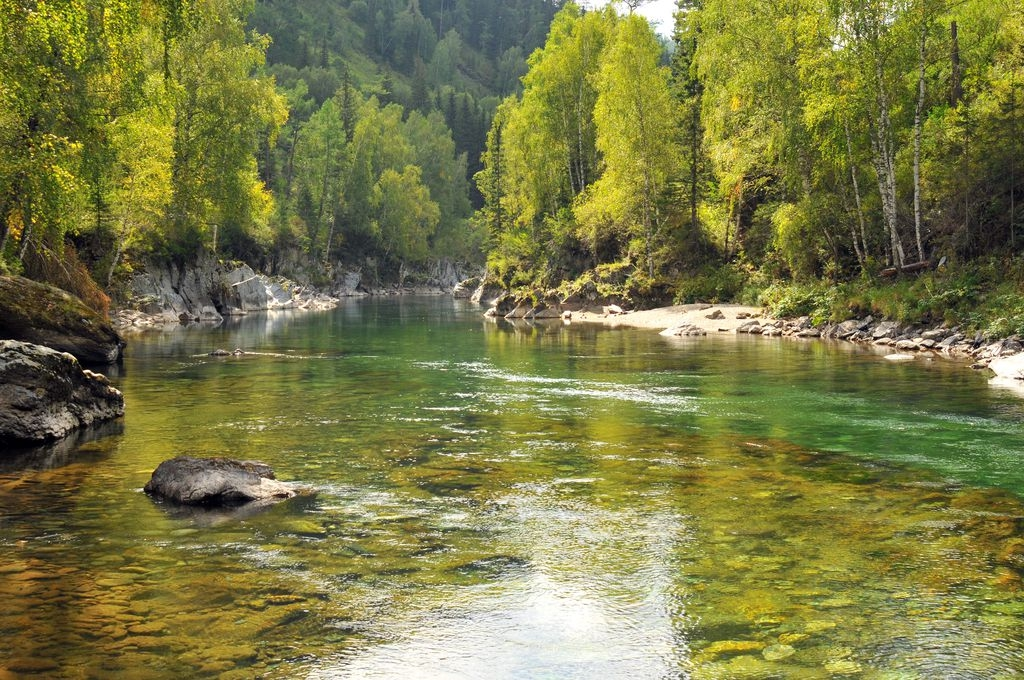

left=2, top=0, right=1024, bottom=334
left=482, top=0, right=1024, bottom=333
left=0, top=0, right=559, bottom=304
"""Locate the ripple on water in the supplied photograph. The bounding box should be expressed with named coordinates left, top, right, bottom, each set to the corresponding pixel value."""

left=5, top=305, right=1024, bottom=679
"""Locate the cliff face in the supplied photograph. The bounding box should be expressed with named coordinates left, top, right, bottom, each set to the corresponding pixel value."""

left=120, top=255, right=479, bottom=328
left=124, top=254, right=340, bottom=325
left=0, top=276, right=125, bottom=365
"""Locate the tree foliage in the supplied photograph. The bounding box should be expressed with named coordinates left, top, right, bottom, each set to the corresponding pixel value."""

left=480, top=0, right=1024, bottom=303
left=2, top=0, right=520, bottom=295
left=0, top=0, right=287, bottom=288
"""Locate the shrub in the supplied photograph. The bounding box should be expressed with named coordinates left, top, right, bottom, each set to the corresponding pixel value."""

left=673, top=263, right=751, bottom=304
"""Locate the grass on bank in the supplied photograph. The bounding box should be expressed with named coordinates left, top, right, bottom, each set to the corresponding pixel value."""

left=709, top=258, right=1024, bottom=338
left=527, top=255, right=1024, bottom=340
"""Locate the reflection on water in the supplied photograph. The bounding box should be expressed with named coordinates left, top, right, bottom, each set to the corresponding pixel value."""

left=2, top=298, right=1024, bottom=678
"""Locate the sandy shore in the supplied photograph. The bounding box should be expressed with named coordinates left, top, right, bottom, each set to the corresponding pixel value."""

left=572, top=303, right=769, bottom=333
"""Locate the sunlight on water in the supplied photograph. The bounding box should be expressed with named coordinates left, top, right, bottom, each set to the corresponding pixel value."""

left=2, top=298, right=1024, bottom=678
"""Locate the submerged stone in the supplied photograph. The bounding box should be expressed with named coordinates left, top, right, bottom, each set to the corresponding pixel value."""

left=698, top=639, right=767, bottom=661
left=762, top=643, right=796, bottom=661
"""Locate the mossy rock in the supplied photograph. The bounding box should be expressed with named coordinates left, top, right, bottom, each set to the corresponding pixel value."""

left=0, top=276, right=124, bottom=364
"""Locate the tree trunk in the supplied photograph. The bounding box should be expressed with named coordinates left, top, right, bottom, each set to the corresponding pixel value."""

left=727, top=180, right=743, bottom=260
left=643, top=172, right=654, bottom=278
left=107, top=220, right=128, bottom=288
left=0, top=200, right=9, bottom=256
left=844, top=122, right=867, bottom=267
left=913, top=23, right=927, bottom=263
left=962, top=103, right=972, bottom=250
left=1011, top=80, right=1018, bottom=250
left=871, top=61, right=905, bottom=268
left=689, top=95, right=701, bottom=238
left=950, top=21, right=962, bottom=107
left=18, top=201, right=34, bottom=263
left=284, top=127, right=299, bottom=197
left=324, top=215, right=335, bottom=271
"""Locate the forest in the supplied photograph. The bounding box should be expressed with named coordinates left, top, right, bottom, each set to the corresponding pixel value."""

left=480, top=0, right=1024, bottom=331
left=0, top=0, right=557, bottom=302
left=2, top=0, right=1024, bottom=332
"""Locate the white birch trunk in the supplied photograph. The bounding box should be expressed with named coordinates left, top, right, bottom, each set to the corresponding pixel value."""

left=844, top=122, right=867, bottom=267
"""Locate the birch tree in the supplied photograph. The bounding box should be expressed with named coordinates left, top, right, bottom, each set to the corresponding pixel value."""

left=577, top=14, right=678, bottom=277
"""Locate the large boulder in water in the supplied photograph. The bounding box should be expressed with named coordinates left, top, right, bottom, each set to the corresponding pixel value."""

left=0, top=340, right=124, bottom=444
left=144, top=456, right=299, bottom=506
left=0, top=276, right=124, bottom=364
left=989, top=354, right=1024, bottom=381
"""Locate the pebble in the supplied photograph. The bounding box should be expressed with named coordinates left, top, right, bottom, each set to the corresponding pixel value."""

left=127, top=621, right=168, bottom=636
left=804, top=620, right=837, bottom=633
left=762, top=643, right=796, bottom=661
left=779, top=632, right=809, bottom=645
left=824, top=659, right=863, bottom=675
left=81, top=603, right=127, bottom=619
left=884, top=353, right=915, bottom=362
left=5, top=657, right=60, bottom=673
left=699, top=639, right=766, bottom=661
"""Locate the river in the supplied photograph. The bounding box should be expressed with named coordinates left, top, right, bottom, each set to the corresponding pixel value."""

left=2, top=297, right=1024, bottom=678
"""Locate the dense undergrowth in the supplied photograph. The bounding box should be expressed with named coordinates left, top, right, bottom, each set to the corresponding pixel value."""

left=751, top=259, right=1024, bottom=338
left=535, top=255, right=1024, bottom=340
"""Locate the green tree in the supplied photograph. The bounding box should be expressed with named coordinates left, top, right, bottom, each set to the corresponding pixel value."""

left=292, top=97, right=349, bottom=264
left=577, top=14, right=679, bottom=278
left=403, top=110, right=473, bottom=254
left=165, top=0, right=287, bottom=258
left=0, top=0, right=91, bottom=268
left=671, top=0, right=710, bottom=249
left=105, top=81, right=175, bottom=285
left=372, top=165, right=439, bottom=266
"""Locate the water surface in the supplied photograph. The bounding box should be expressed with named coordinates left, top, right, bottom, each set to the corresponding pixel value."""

left=2, top=298, right=1024, bottom=678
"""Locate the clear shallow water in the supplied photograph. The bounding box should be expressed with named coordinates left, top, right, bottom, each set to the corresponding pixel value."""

left=2, top=297, right=1024, bottom=678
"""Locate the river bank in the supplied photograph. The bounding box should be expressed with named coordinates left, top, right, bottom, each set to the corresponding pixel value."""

left=113, top=256, right=477, bottom=332
left=573, top=303, right=767, bottom=333
left=570, top=302, right=1024, bottom=383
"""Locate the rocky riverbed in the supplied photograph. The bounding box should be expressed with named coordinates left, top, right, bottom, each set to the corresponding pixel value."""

left=577, top=303, right=1024, bottom=381
left=469, top=279, right=1024, bottom=386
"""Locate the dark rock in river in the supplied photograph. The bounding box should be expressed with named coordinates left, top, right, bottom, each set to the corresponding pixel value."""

left=0, top=276, right=125, bottom=364
left=144, top=456, right=299, bottom=506
left=0, top=340, right=124, bottom=444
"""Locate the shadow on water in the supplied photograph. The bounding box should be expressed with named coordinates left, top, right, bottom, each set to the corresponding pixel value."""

left=0, top=420, right=123, bottom=473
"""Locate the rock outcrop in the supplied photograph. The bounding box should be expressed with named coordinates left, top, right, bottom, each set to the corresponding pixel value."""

left=119, top=256, right=479, bottom=328
left=143, top=456, right=299, bottom=506
left=989, top=354, right=1024, bottom=381
left=0, top=276, right=125, bottom=364
left=124, top=255, right=337, bottom=327
left=733, top=313, right=1024, bottom=368
left=453, top=276, right=481, bottom=299
left=0, top=340, right=124, bottom=444
left=660, top=323, right=707, bottom=337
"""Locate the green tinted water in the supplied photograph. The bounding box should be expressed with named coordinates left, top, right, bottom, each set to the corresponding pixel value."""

left=2, top=297, right=1024, bottom=678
